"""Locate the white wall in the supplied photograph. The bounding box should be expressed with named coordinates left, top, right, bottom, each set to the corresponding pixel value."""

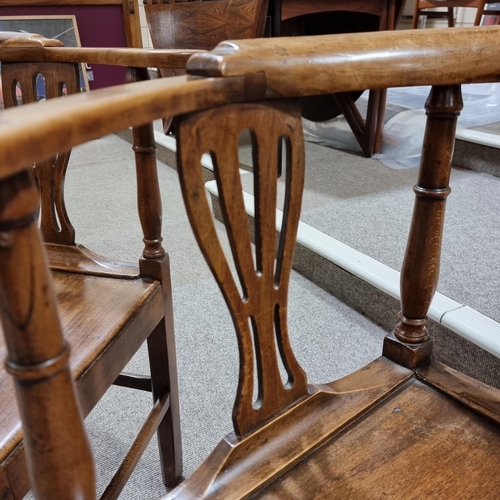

left=139, top=2, right=153, bottom=49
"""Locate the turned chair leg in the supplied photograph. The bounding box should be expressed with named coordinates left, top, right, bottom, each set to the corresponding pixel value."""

left=129, top=68, right=183, bottom=487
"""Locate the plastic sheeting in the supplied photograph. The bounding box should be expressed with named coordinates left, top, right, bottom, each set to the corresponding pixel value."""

left=302, top=83, right=500, bottom=169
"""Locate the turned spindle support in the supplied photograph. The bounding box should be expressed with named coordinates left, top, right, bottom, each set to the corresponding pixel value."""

left=128, top=66, right=166, bottom=262
left=384, top=85, right=463, bottom=369
left=127, top=67, right=182, bottom=486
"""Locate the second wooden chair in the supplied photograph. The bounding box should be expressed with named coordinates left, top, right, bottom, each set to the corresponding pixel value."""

left=0, top=31, right=194, bottom=499
left=143, top=0, right=269, bottom=132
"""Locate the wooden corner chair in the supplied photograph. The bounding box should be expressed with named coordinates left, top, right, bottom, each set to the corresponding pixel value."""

left=0, top=31, right=195, bottom=499
left=412, top=0, right=486, bottom=28
left=1, top=25, right=500, bottom=500
left=143, top=0, right=269, bottom=132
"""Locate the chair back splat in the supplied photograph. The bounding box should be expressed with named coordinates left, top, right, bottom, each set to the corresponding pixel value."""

left=177, top=99, right=308, bottom=435
left=1, top=26, right=500, bottom=500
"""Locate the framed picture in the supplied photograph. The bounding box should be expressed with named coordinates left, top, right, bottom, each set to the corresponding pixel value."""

left=0, top=15, right=89, bottom=94
left=0, top=0, right=142, bottom=90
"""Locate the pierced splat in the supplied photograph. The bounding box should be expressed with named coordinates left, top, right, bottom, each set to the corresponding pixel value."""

left=1, top=62, right=80, bottom=244
left=177, top=99, right=308, bottom=436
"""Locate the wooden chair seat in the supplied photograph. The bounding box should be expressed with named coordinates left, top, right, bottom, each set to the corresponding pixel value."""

left=166, top=357, right=500, bottom=499
left=0, top=254, right=163, bottom=495
left=253, top=363, right=500, bottom=499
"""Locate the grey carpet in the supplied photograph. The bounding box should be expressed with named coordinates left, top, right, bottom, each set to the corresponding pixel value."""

left=238, top=139, right=500, bottom=323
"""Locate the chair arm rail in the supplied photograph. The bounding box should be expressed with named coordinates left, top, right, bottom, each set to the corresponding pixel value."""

left=186, top=26, right=500, bottom=97
left=0, top=74, right=262, bottom=181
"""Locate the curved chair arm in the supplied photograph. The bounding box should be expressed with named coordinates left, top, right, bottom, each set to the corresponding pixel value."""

left=0, top=31, right=199, bottom=69
left=186, top=25, right=500, bottom=95
left=1, top=25, right=500, bottom=500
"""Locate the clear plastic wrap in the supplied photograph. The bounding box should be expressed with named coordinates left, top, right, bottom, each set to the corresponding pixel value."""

left=302, top=83, right=500, bottom=169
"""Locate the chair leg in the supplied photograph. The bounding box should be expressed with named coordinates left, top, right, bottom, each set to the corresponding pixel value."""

left=447, top=7, right=455, bottom=26
left=474, top=5, right=484, bottom=25
left=147, top=317, right=183, bottom=488
left=373, top=89, right=388, bottom=154
left=412, top=1, right=421, bottom=28
left=364, top=89, right=382, bottom=157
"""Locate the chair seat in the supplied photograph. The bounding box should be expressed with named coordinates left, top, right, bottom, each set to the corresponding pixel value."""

left=165, top=357, right=500, bottom=499
left=0, top=270, right=163, bottom=490
left=256, top=378, right=500, bottom=498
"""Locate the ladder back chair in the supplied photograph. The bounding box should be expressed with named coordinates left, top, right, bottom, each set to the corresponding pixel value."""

left=0, top=31, right=196, bottom=499
left=1, top=25, right=500, bottom=500
left=143, top=0, right=269, bottom=132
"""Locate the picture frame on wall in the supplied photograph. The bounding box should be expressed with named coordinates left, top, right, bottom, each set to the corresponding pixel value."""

left=0, top=0, right=142, bottom=90
left=0, top=15, right=90, bottom=107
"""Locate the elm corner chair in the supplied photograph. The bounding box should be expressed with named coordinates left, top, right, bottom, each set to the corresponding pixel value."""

left=270, top=0, right=406, bottom=157
left=1, top=26, right=500, bottom=500
left=143, top=0, right=269, bottom=133
left=0, top=31, right=198, bottom=500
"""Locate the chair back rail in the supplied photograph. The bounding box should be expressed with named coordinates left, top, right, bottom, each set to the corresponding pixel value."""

left=1, top=27, right=499, bottom=181
left=0, top=46, right=199, bottom=68
left=0, top=26, right=500, bottom=499
left=186, top=26, right=500, bottom=93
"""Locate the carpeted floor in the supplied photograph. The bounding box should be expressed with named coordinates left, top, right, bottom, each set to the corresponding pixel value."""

left=237, top=139, right=500, bottom=323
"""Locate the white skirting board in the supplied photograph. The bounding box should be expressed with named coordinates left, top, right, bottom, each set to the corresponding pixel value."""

left=456, top=128, right=500, bottom=149
left=205, top=177, right=500, bottom=360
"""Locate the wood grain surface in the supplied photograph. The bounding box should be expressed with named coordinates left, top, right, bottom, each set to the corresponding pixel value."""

left=256, top=381, right=500, bottom=499
left=165, top=358, right=413, bottom=499
left=145, top=0, right=269, bottom=51
left=186, top=26, right=500, bottom=94
left=0, top=272, right=162, bottom=461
